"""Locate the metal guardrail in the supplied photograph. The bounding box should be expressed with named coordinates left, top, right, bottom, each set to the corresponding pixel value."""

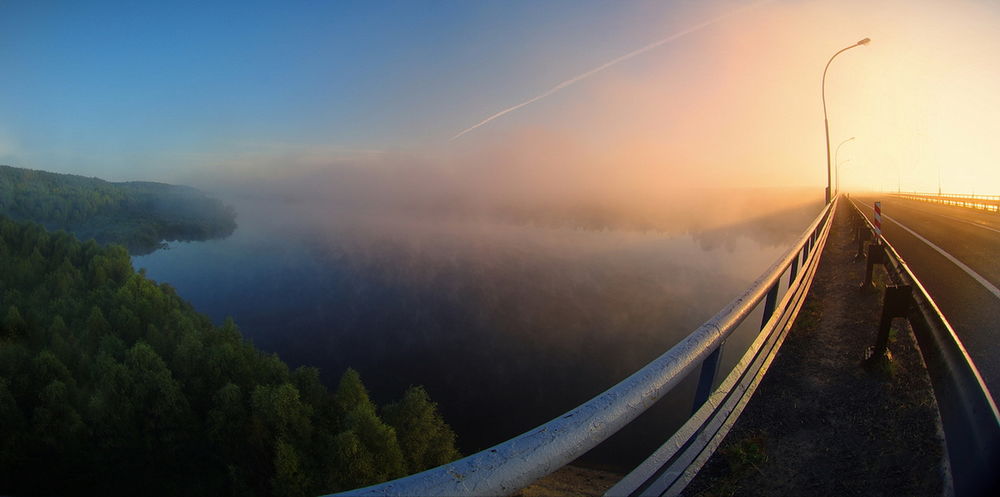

left=328, top=199, right=837, bottom=497
left=849, top=197, right=1000, bottom=497
left=891, top=192, right=1000, bottom=213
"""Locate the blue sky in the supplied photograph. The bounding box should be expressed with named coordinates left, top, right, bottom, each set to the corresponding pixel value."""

left=0, top=1, right=707, bottom=180
left=2, top=1, right=999, bottom=195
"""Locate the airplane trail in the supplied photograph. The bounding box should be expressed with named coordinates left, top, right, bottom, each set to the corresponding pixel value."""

left=451, top=0, right=774, bottom=141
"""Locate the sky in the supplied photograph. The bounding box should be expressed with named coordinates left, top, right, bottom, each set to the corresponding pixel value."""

left=1, top=0, right=999, bottom=195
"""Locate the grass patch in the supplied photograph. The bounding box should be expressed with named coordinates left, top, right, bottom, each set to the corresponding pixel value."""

left=694, top=433, right=768, bottom=497
left=863, top=347, right=897, bottom=379
left=722, top=434, right=768, bottom=474
left=794, top=298, right=821, bottom=331
left=889, top=326, right=901, bottom=344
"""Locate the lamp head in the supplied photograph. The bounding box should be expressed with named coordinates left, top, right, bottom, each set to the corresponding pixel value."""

left=857, top=37, right=871, bottom=46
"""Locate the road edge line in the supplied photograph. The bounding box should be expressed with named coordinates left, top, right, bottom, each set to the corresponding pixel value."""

left=865, top=203, right=1000, bottom=300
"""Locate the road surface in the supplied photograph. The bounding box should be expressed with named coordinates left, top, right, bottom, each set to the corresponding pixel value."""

left=852, top=194, right=1000, bottom=400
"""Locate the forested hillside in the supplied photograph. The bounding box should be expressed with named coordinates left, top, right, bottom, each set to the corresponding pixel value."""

left=0, top=215, right=460, bottom=496
left=0, top=165, right=237, bottom=254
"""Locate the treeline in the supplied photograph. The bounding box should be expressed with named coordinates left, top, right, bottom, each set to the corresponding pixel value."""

left=0, top=165, right=237, bottom=254
left=0, top=215, right=460, bottom=496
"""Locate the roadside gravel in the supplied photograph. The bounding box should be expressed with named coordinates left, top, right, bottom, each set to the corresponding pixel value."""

left=685, top=199, right=946, bottom=497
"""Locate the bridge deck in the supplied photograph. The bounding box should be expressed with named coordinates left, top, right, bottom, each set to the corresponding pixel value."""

left=685, top=199, right=946, bottom=496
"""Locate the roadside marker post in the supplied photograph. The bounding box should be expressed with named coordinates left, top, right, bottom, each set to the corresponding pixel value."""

left=874, top=201, right=882, bottom=244
left=860, top=201, right=885, bottom=289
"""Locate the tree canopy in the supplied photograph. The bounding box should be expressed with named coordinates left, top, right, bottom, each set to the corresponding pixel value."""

left=0, top=213, right=459, bottom=496
left=0, top=165, right=237, bottom=254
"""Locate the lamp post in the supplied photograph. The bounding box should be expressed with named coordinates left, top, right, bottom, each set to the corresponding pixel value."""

left=835, top=136, right=855, bottom=195
left=823, top=37, right=870, bottom=204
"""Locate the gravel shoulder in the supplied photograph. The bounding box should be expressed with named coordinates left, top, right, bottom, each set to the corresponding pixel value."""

left=516, top=465, right=622, bottom=497
left=685, top=199, right=946, bottom=497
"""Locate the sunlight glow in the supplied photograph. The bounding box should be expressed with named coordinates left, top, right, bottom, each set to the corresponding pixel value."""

left=443, top=0, right=1000, bottom=197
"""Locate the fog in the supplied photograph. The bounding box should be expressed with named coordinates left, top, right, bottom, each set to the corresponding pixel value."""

left=9, top=0, right=853, bottom=468
left=151, top=38, right=831, bottom=464
left=4, top=0, right=998, bottom=481
left=139, top=137, right=824, bottom=465
left=184, top=126, right=824, bottom=243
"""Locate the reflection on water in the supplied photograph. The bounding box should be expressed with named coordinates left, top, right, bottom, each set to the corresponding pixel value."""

left=133, top=193, right=821, bottom=469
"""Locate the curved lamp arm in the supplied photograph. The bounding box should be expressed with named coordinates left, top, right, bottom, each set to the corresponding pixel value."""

left=822, top=39, right=870, bottom=119
left=823, top=38, right=870, bottom=203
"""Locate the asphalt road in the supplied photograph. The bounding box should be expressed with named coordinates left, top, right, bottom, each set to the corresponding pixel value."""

left=851, top=194, right=1000, bottom=400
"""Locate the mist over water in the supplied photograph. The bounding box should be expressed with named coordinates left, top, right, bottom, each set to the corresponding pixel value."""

left=134, top=183, right=821, bottom=469
left=6, top=0, right=998, bottom=488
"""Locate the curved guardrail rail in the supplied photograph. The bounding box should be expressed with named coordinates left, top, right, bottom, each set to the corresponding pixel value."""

left=327, top=198, right=837, bottom=497
left=849, top=197, right=1000, bottom=497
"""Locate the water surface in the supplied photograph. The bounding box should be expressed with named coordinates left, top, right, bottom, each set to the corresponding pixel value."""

left=134, top=194, right=820, bottom=469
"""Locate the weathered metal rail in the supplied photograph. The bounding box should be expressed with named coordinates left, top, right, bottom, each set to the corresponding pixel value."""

left=605, top=197, right=833, bottom=497
left=891, top=192, right=1000, bottom=213
left=850, top=196, right=1000, bottom=497
left=327, top=199, right=837, bottom=497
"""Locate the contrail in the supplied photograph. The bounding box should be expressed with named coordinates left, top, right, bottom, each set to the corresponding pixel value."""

left=451, top=0, right=774, bottom=141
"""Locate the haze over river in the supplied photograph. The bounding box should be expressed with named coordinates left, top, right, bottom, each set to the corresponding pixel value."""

left=133, top=190, right=821, bottom=470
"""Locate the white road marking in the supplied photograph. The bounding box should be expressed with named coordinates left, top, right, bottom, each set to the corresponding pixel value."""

left=860, top=201, right=1000, bottom=300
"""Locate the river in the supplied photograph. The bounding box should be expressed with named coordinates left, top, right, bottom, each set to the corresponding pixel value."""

left=133, top=190, right=821, bottom=470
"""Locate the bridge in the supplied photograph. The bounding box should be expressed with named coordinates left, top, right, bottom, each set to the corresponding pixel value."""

left=328, top=194, right=1000, bottom=497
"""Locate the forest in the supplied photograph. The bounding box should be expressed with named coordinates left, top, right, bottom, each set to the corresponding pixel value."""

left=0, top=209, right=459, bottom=494
left=0, top=165, right=237, bottom=255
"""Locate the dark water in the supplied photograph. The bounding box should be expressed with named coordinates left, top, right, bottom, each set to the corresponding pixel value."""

left=133, top=195, right=820, bottom=470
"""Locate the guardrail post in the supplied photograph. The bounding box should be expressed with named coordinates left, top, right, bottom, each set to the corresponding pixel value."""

left=788, top=254, right=799, bottom=283
left=692, top=345, right=723, bottom=413
left=860, top=242, right=884, bottom=290
left=760, top=282, right=780, bottom=330
left=867, top=285, right=913, bottom=359
left=694, top=277, right=780, bottom=413
left=855, top=226, right=871, bottom=261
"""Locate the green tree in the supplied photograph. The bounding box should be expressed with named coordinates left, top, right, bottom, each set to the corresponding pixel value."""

left=383, top=386, right=461, bottom=472
left=123, top=342, right=193, bottom=452
left=207, top=383, right=246, bottom=460
left=334, top=368, right=371, bottom=414
left=0, top=210, right=458, bottom=496
left=31, top=380, right=85, bottom=452
left=86, top=306, right=110, bottom=337
left=2, top=305, right=27, bottom=340
left=333, top=369, right=406, bottom=487
left=251, top=383, right=313, bottom=443
left=84, top=306, right=111, bottom=351
left=0, top=379, right=25, bottom=480
left=271, top=438, right=310, bottom=497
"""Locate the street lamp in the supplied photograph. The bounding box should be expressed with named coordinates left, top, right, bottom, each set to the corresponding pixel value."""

left=823, top=37, right=870, bottom=203
left=835, top=136, right=855, bottom=195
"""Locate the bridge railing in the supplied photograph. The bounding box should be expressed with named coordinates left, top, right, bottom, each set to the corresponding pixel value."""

left=891, top=192, right=1000, bottom=213
left=328, top=198, right=837, bottom=497
left=849, top=197, right=1000, bottom=497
